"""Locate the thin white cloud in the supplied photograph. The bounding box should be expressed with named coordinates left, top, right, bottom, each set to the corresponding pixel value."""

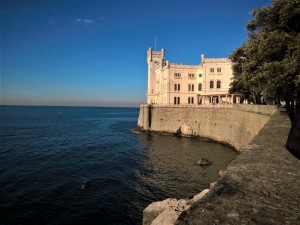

left=74, top=18, right=96, bottom=25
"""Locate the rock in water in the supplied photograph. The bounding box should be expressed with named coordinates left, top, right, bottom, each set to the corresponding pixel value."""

left=197, top=158, right=212, bottom=166
left=180, top=124, right=193, bottom=136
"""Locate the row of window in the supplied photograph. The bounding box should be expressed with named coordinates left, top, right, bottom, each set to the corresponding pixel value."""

left=174, top=70, right=222, bottom=78
left=210, top=68, right=222, bottom=73
left=173, top=97, right=195, bottom=104
left=174, top=81, right=220, bottom=91
left=174, top=84, right=195, bottom=91
left=210, top=80, right=221, bottom=88
left=188, top=73, right=195, bottom=78
left=174, top=73, right=202, bottom=78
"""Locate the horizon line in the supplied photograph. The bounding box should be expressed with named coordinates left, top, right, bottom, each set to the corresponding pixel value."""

left=0, top=104, right=140, bottom=108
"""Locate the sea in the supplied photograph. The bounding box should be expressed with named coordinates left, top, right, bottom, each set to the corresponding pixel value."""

left=0, top=106, right=237, bottom=225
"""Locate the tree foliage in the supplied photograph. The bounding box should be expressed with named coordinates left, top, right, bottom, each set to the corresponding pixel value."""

left=229, top=0, right=300, bottom=110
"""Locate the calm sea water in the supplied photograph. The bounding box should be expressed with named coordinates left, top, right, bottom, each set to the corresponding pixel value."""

left=0, top=106, right=237, bottom=225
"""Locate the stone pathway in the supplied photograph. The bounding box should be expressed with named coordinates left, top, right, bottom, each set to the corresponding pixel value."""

left=176, top=110, right=300, bottom=225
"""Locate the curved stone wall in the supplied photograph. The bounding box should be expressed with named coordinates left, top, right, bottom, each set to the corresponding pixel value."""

left=138, top=106, right=300, bottom=225
left=175, top=109, right=299, bottom=225
left=137, top=105, right=277, bottom=151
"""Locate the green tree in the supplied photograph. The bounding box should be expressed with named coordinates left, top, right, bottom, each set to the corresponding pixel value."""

left=230, top=0, right=300, bottom=114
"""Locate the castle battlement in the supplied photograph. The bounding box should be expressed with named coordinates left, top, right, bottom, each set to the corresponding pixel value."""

left=204, top=58, right=231, bottom=62
left=147, top=48, right=165, bottom=62
left=170, top=63, right=184, bottom=65
left=170, top=63, right=200, bottom=68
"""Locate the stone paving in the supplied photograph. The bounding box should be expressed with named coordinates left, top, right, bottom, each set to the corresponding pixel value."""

left=176, top=109, right=300, bottom=225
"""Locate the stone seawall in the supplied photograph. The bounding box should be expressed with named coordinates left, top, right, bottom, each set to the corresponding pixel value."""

left=176, top=109, right=300, bottom=225
left=138, top=105, right=300, bottom=225
left=137, top=104, right=277, bottom=151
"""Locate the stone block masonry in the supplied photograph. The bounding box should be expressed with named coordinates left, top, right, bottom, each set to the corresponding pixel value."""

left=137, top=104, right=277, bottom=151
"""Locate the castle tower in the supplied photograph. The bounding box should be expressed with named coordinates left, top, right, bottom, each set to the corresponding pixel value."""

left=147, top=48, right=165, bottom=104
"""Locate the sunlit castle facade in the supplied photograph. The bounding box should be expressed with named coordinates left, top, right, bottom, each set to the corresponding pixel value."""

left=147, top=48, right=240, bottom=106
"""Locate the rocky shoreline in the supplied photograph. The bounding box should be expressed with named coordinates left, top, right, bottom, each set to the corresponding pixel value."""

left=142, top=171, right=225, bottom=225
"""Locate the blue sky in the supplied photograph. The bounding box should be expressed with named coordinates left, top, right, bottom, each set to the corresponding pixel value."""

left=1, top=0, right=271, bottom=107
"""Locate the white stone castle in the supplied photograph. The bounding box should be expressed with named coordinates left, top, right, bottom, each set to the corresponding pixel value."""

left=147, top=48, right=241, bottom=106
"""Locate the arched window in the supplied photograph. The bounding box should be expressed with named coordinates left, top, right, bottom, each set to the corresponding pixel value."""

left=198, top=83, right=202, bottom=91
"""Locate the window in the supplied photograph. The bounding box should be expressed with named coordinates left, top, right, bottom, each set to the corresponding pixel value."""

left=199, top=74, right=202, bottom=78
left=188, top=97, right=194, bottom=104
left=174, top=97, right=180, bottom=105
left=188, top=84, right=194, bottom=92
left=210, top=80, right=214, bottom=88
left=188, top=73, right=195, bottom=79
left=174, top=84, right=180, bottom=91
left=198, top=83, right=202, bottom=91
left=174, top=73, right=181, bottom=78
left=217, top=80, right=221, bottom=88
left=210, top=68, right=214, bottom=73
left=217, top=68, right=222, bottom=73
left=178, top=84, right=180, bottom=91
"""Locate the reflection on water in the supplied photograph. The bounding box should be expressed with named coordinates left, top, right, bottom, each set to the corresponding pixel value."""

left=134, top=133, right=237, bottom=204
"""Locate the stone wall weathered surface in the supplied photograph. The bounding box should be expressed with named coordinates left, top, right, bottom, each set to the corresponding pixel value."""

left=137, top=105, right=277, bottom=151
left=139, top=106, right=300, bottom=225
left=176, top=109, right=300, bottom=225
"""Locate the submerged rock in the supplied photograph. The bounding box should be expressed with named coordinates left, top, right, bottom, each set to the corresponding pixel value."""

left=197, top=158, right=212, bottom=166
